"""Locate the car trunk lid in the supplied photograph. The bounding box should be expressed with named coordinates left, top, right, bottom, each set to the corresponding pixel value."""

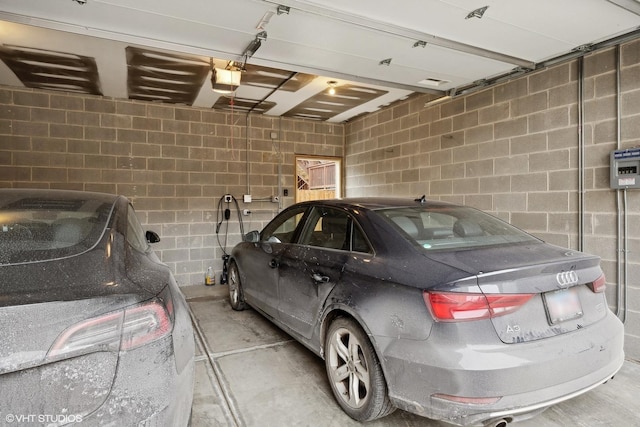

left=426, top=242, right=609, bottom=343
left=0, top=252, right=155, bottom=418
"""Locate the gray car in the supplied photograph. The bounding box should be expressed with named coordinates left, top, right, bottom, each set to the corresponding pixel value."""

left=0, top=189, right=194, bottom=426
left=228, top=197, right=624, bottom=426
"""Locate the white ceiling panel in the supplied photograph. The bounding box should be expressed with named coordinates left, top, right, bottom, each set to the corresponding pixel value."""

left=295, top=0, right=640, bottom=59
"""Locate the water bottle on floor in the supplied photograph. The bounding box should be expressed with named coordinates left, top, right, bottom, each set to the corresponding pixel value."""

left=205, top=266, right=215, bottom=286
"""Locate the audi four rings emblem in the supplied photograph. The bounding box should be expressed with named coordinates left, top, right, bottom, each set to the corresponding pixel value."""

left=556, top=271, right=579, bottom=287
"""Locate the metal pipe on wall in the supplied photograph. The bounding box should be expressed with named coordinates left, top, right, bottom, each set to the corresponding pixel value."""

left=246, top=114, right=251, bottom=195
left=622, top=189, right=628, bottom=324
left=615, top=44, right=624, bottom=320
left=577, top=57, right=585, bottom=253
left=277, top=117, right=283, bottom=212
left=614, top=44, right=628, bottom=324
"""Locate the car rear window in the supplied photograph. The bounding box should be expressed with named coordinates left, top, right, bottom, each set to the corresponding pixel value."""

left=0, top=194, right=114, bottom=265
left=376, top=205, right=538, bottom=251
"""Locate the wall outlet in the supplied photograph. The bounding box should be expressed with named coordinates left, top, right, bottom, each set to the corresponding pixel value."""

left=242, top=209, right=251, bottom=216
left=271, top=195, right=280, bottom=203
left=224, top=194, right=232, bottom=203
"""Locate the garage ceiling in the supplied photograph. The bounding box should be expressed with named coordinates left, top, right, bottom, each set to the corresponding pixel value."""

left=1, top=0, right=639, bottom=122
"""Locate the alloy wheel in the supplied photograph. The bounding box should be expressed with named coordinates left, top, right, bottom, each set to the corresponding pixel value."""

left=227, top=263, right=246, bottom=311
left=327, top=326, right=370, bottom=409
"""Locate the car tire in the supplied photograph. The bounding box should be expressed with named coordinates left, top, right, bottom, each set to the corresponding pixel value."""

left=227, top=261, right=247, bottom=311
left=325, top=317, right=395, bottom=421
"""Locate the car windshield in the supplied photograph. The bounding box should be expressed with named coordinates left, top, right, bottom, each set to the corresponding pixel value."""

left=376, top=205, right=538, bottom=251
left=0, top=194, right=114, bottom=265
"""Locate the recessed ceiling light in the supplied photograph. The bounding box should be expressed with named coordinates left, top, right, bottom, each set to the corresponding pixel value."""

left=327, top=80, right=338, bottom=95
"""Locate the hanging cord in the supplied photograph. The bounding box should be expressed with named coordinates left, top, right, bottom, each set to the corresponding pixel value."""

left=215, top=195, right=245, bottom=256
left=230, top=96, right=236, bottom=160
left=215, top=197, right=230, bottom=256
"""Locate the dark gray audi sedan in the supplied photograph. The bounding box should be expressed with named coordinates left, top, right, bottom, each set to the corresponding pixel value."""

left=228, top=197, right=624, bottom=426
left=0, top=189, right=194, bottom=426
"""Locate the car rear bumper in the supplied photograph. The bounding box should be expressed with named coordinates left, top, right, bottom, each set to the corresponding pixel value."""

left=378, top=311, right=625, bottom=426
left=0, top=352, right=119, bottom=422
left=83, top=335, right=195, bottom=426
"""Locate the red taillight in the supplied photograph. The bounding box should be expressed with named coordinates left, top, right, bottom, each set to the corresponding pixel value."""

left=588, top=274, right=606, bottom=293
left=47, top=299, right=173, bottom=361
left=425, top=291, right=533, bottom=322
left=121, top=302, right=172, bottom=350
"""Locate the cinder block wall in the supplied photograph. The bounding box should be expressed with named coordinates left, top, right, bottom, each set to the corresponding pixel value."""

left=0, top=88, right=344, bottom=285
left=345, top=40, right=640, bottom=360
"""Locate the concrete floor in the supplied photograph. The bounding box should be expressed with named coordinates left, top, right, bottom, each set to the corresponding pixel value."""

left=183, top=284, right=640, bottom=427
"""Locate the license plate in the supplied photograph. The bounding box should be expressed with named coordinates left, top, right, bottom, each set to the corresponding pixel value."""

left=543, top=288, right=583, bottom=325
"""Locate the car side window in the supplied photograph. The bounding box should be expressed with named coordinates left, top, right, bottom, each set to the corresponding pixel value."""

left=299, top=207, right=373, bottom=253
left=127, top=205, right=149, bottom=252
left=261, top=207, right=306, bottom=244
left=300, top=208, right=348, bottom=250
left=350, top=222, right=371, bottom=254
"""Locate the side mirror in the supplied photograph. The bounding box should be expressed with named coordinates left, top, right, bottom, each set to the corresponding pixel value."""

left=146, top=230, right=161, bottom=244
left=244, top=230, right=260, bottom=243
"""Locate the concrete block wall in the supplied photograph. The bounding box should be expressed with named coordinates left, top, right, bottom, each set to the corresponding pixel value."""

left=0, top=88, right=344, bottom=285
left=345, top=40, right=640, bottom=360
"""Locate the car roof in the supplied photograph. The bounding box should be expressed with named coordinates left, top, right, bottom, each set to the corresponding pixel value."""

left=0, top=188, right=120, bottom=205
left=296, top=197, right=456, bottom=211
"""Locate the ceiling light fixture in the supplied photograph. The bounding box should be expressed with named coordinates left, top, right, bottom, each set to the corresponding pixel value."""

left=327, top=80, right=337, bottom=95
left=465, top=6, right=489, bottom=19
left=418, top=77, right=449, bottom=87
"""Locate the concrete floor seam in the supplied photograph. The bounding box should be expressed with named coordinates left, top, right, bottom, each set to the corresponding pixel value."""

left=210, top=339, right=295, bottom=359
left=189, top=306, right=245, bottom=427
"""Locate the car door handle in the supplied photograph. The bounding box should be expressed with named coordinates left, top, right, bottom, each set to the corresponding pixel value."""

left=269, top=259, right=279, bottom=269
left=312, top=273, right=330, bottom=283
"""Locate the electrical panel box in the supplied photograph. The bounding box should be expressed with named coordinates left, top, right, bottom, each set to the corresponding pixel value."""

left=610, top=148, right=640, bottom=189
